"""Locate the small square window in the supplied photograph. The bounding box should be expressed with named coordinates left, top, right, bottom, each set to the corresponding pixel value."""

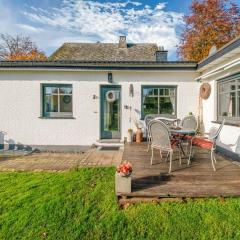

left=42, top=84, right=73, bottom=118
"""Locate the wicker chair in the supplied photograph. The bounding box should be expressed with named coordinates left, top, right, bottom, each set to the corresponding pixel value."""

left=145, top=114, right=178, bottom=152
left=180, top=115, right=198, bottom=130
left=144, top=115, right=155, bottom=152
left=149, top=120, right=181, bottom=173
left=179, top=115, right=198, bottom=153
left=188, top=119, right=225, bottom=171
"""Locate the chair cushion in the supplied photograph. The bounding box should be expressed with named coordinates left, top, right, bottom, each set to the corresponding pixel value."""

left=172, top=133, right=184, bottom=138
left=192, top=137, right=213, bottom=150
left=185, top=135, right=194, bottom=140
left=171, top=139, right=179, bottom=147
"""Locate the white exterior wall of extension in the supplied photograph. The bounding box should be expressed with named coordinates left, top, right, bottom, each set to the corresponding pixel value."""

left=0, top=70, right=198, bottom=147
left=200, top=59, right=240, bottom=155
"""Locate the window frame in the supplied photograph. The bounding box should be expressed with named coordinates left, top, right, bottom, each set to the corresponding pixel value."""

left=141, top=85, right=177, bottom=119
left=217, top=73, right=240, bottom=123
left=41, top=84, right=73, bottom=118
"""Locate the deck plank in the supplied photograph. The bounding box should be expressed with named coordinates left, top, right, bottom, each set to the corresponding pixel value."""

left=120, top=143, right=240, bottom=199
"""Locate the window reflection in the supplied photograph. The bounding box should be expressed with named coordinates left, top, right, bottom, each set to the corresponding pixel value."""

left=43, top=84, right=73, bottom=117
left=142, top=86, right=176, bottom=117
left=218, top=77, right=240, bottom=121
left=219, top=92, right=236, bottom=117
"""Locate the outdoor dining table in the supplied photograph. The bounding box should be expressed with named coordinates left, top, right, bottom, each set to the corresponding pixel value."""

left=170, top=128, right=196, bottom=157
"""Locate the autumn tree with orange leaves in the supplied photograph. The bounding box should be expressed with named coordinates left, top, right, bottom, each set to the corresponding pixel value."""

left=177, top=0, right=240, bottom=62
left=0, top=34, right=47, bottom=61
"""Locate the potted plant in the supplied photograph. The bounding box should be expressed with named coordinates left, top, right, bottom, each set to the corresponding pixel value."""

left=127, top=129, right=133, bottom=143
left=115, top=161, right=132, bottom=193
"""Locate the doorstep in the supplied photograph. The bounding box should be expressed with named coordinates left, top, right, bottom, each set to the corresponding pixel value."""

left=94, top=139, right=124, bottom=150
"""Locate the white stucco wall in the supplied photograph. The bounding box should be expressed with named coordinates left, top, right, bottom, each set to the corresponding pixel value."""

left=0, top=69, right=198, bottom=147
left=200, top=61, right=240, bottom=155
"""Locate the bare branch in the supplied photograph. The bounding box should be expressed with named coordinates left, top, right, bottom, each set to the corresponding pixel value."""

left=0, top=33, right=46, bottom=61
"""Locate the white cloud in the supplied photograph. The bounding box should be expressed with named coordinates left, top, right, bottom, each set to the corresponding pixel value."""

left=0, top=0, right=184, bottom=58
left=16, top=24, right=44, bottom=33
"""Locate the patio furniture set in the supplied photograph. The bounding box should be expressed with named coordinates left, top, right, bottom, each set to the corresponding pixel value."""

left=145, top=115, right=225, bottom=173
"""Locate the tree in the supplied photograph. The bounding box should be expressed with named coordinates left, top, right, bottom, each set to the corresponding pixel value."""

left=177, top=0, right=240, bottom=62
left=0, top=34, right=47, bottom=61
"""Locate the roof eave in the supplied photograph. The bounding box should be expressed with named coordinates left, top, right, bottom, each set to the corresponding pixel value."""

left=0, top=61, right=197, bottom=70
left=197, top=36, right=240, bottom=69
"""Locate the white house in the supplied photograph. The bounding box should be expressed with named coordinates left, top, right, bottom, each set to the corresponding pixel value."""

left=0, top=36, right=239, bottom=160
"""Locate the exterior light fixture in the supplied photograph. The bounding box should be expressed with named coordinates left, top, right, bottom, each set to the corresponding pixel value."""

left=108, top=72, right=113, bottom=83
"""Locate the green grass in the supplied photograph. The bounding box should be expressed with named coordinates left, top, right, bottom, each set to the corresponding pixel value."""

left=1, top=168, right=240, bottom=240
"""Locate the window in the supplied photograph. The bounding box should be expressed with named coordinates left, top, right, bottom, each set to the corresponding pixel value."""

left=142, top=86, right=177, bottom=118
left=218, top=73, right=240, bottom=123
left=42, top=84, right=73, bottom=118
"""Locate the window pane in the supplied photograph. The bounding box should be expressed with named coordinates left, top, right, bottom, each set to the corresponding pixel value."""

left=159, top=89, right=164, bottom=95
left=153, top=89, right=158, bottom=95
left=143, top=88, right=152, bottom=97
left=44, top=95, right=58, bottom=112
left=159, top=97, right=174, bottom=115
left=170, top=89, right=175, bottom=96
left=148, top=88, right=155, bottom=96
left=59, top=86, right=72, bottom=94
left=164, top=89, right=169, bottom=95
left=219, top=81, right=236, bottom=93
left=219, top=92, right=236, bottom=117
left=44, top=86, right=58, bottom=94
left=143, top=97, right=158, bottom=115
left=60, top=95, right=72, bottom=112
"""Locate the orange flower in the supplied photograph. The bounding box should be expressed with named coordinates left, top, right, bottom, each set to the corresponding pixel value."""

left=116, top=161, right=132, bottom=176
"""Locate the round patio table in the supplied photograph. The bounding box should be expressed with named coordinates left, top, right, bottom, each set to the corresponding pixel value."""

left=170, top=128, right=196, bottom=157
left=171, top=128, right=196, bottom=135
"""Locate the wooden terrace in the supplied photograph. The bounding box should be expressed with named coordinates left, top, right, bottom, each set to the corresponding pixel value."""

left=118, top=142, right=240, bottom=203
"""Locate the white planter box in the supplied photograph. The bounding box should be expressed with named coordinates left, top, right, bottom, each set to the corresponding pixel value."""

left=115, top=172, right=132, bottom=193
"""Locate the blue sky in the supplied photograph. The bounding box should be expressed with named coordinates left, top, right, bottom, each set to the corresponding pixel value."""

left=0, top=0, right=239, bottom=60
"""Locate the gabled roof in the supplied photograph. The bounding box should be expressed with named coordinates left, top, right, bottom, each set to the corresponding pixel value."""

left=49, top=42, right=159, bottom=62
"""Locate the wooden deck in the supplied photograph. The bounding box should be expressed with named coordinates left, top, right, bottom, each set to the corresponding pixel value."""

left=119, top=143, right=240, bottom=202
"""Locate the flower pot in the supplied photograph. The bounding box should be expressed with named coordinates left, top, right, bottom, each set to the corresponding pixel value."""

left=115, top=172, right=132, bottom=193
left=136, top=128, right=143, bottom=143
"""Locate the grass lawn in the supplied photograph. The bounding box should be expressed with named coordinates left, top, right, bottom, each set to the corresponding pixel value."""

left=1, top=168, right=240, bottom=240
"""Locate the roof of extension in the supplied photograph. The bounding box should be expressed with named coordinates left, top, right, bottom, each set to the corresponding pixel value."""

left=197, top=36, right=240, bottom=69
left=49, top=42, right=159, bottom=62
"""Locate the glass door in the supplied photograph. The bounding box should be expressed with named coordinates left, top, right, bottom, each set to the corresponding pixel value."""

left=100, top=86, right=121, bottom=139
